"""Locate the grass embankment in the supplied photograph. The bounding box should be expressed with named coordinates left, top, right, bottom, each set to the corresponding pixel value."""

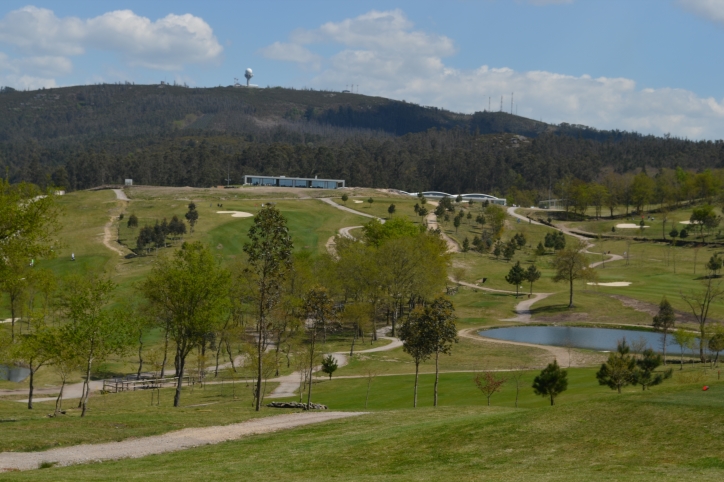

left=6, top=367, right=724, bottom=480
left=0, top=378, right=283, bottom=453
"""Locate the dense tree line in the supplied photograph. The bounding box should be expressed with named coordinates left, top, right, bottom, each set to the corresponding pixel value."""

left=2, top=84, right=724, bottom=196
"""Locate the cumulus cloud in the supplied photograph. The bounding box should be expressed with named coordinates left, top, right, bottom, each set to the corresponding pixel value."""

left=0, top=6, right=223, bottom=70
left=678, top=0, right=724, bottom=24
left=258, top=42, right=322, bottom=70
left=262, top=9, right=724, bottom=139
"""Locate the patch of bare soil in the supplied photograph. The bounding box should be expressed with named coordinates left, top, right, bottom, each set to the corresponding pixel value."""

left=606, top=294, right=699, bottom=324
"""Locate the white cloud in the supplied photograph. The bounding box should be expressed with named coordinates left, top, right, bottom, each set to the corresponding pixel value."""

left=262, top=9, right=724, bottom=139
left=258, top=42, right=322, bottom=70
left=0, top=51, right=71, bottom=78
left=678, top=0, right=724, bottom=24
left=0, top=6, right=223, bottom=71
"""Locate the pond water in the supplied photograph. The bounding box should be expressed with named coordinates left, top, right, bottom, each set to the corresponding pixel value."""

left=480, top=326, right=685, bottom=353
left=0, top=365, right=31, bottom=382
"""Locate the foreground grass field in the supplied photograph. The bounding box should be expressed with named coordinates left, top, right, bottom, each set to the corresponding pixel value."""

left=4, top=367, right=724, bottom=481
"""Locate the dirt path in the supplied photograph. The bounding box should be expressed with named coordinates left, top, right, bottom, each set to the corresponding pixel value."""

left=319, top=197, right=383, bottom=220
left=0, top=411, right=365, bottom=472
left=426, top=201, right=460, bottom=252
left=267, top=328, right=402, bottom=399
left=101, top=189, right=131, bottom=257
left=325, top=225, right=363, bottom=257
left=459, top=327, right=597, bottom=368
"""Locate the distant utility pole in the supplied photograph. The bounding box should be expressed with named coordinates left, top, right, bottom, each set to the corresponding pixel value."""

left=226, top=165, right=231, bottom=187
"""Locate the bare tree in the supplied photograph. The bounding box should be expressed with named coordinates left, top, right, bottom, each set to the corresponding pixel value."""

left=552, top=240, right=597, bottom=308
left=681, top=277, right=724, bottom=362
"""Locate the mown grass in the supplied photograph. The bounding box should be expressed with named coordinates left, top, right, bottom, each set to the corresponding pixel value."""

left=7, top=367, right=724, bottom=481
left=0, top=377, right=283, bottom=453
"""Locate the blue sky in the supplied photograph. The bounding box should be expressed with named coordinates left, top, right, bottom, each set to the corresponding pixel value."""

left=1, top=0, right=724, bottom=138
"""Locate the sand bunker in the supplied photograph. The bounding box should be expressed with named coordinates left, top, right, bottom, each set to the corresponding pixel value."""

left=587, top=282, right=632, bottom=287
left=679, top=220, right=701, bottom=225
left=615, top=223, right=649, bottom=229
left=353, top=200, right=364, bottom=204
left=216, top=211, right=253, bottom=218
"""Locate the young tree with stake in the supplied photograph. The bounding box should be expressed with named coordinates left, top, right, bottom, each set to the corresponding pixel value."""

left=474, top=371, right=506, bottom=406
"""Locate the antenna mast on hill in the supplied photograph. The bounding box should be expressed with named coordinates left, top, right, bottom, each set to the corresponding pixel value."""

left=500, top=96, right=503, bottom=112
left=511, top=92, right=514, bottom=114
left=488, top=97, right=491, bottom=112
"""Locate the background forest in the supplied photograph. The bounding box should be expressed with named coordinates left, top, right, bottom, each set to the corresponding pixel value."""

left=2, top=83, right=724, bottom=197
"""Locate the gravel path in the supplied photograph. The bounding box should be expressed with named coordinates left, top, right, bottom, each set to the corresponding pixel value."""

left=318, top=197, right=383, bottom=220
left=112, top=189, right=130, bottom=201
left=426, top=201, right=460, bottom=252
left=325, top=225, right=363, bottom=257
left=101, top=189, right=131, bottom=257
left=267, top=328, right=402, bottom=399
left=0, top=411, right=365, bottom=472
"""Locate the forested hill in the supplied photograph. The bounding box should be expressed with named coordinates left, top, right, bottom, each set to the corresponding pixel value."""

left=0, top=83, right=551, bottom=142
left=1, top=83, right=723, bottom=197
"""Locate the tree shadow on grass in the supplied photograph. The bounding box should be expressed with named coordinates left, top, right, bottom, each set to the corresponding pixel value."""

left=529, top=304, right=575, bottom=316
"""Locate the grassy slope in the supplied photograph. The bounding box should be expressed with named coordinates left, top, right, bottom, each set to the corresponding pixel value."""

left=5, top=191, right=724, bottom=478
left=7, top=368, right=724, bottom=481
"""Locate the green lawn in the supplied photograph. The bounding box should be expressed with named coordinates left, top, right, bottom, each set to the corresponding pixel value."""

left=6, top=367, right=724, bottom=481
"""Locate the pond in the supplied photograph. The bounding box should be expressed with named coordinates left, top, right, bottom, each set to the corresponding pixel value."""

left=0, top=365, right=31, bottom=382
left=480, top=326, right=687, bottom=353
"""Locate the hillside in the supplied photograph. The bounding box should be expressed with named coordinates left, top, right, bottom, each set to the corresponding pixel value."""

left=2, top=84, right=724, bottom=195
left=0, top=83, right=490, bottom=143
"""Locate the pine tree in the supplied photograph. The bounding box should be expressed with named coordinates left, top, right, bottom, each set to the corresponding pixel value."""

left=525, top=264, right=541, bottom=294
left=505, top=261, right=525, bottom=297
left=532, top=360, right=568, bottom=406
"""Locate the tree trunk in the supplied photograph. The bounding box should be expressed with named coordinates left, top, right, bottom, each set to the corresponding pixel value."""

left=54, top=379, right=66, bottom=415
left=255, top=317, right=264, bottom=412
left=662, top=332, right=667, bottom=365
left=568, top=277, right=574, bottom=308
left=306, top=330, right=317, bottom=409
left=350, top=329, right=356, bottom=357
left=434, top=351, right=440, bottom=407
left=160, top=329, right=169, bottom=378
left=215, top=339, right=223, bottom=377
left=81, top=355, right=92, bottom=417
left=226, top=341, right=237, bottom=372
left=137, top=330, right=144, bottom=378
left=550, top=393, right=555, bottom=406
left=27, top=368, right=34, bottom=410
left=700, top=324, right=706, bottom=363
left=174, top=355, right=185, bottom=407
left=414, top=361, right=419, bottom=408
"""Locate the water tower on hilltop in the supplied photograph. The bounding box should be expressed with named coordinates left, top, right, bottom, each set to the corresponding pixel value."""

left=244, top=68, right=253, bottom=86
